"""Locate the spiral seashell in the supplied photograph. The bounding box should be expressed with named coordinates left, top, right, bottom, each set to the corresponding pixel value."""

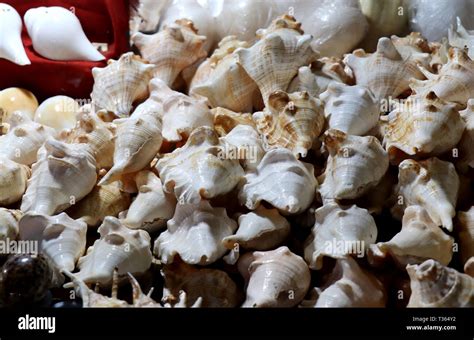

left=212, top=107, right=256, bottom=136
left=0, top=4, right=30, bottom=65
left=407, top=259, right=474, bottom=307
left=390, top=32, right=432, bottom=70
left=457, top=207, right=474, bottom=276
left=0, top=208, right=21, bottom=243
left=319, top=129, right=389, bottom=200
left=368, top=206, right=454, bottom=268
left=238, top=148, right=317, bottom=215
left=0, top=88, right=37, bottom=122
left=253, top=91, right=325, bottom=158
left=133, top=19, right=207, bottom=86
left=320, top=83, right=379, bottom=136
left=238, top=246, right=310, bottom=308
left=304, top=202, right=377, bottom=270
left=0, top=157, right=30, bottom=206
left=34, top=96, right=79, bottom=132
left=91, top=52, right=155, bottom=118
left=429, top=39, right=450, bottom=72
left=21, top=139, right=97, bottom=216
left=392, top=158, right=459, bottom=232
left=449, top=17, right=474, bottom=59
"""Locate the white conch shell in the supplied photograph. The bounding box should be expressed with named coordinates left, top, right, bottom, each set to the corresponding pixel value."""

left=457, top=207, right=474, bottom=276
left=67, top=183, right=130, bottom=227
left=368, top=206, right=454, bottom=268
left=239, top=148, right=317, bottom=215
left=0, top=4, right=30, bottom=65
left=133, top=19, right=207, bottom=86
left=222, top=206, right=290, bottom=251
left=156, top=127, right=244, bottom=204
left=0, top=88, right=38, bottom=123
left=154, top=200, right=237, bottom=265
left=407, top=259, right=474, bottom=307
left=69, top=216, right=152, bottom=286
left=235, top=15, right=318, bottom=106
left=0, top=157, right=30, bottom=205
left=191, top=36, right=259, bottom=113
left=99, top=94, right=163, bottom=186
left=0, top=208, right=22, bottom=242
left=131, top=0, right=168, bottom=33
left=212, top=107, right=256, bottom=136
left=238, top=246, right=311, bottom=308
left=304, top=202, right=377, bottom=270
left=429, top=39, right=449, bottom=72
left=300, top=256, right=385, bottom=307
left=253, top=91, right=325, bottom=158
left=0, top=112, right=56, bottom=165
left=390, top=32, right=432, bottom=71
left=344, top=37, right=425, bottom=104
left=457, top=99, right=474, bottom=172
left=21, top=139, right=97, bottom=216
left=383, top=92, right=465, bottom=161
left=161, top=260, right=241, bottom=307
left=320, top=83, right=379, bottom=136
left=34, top=96, right=79, bottom=132
left=123, top=170, right=176, bottom=231
left=149, top=78, right=213, bottom=142
left=392, top=158, right=459, bottom=232
left=319, top=130, right=389, bottom=200
left=19, top=212, right=87, bottom=272
left=24, top=6, right=104, bottom=61
left=220, top=124, right=265, bottom=171
left=449, top=17, right=474, bottom=59
left=91, top=52, right=155, bottom=118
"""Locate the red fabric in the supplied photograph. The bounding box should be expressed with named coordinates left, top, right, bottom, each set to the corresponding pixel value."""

left=0, top=0, right=130, bottom=101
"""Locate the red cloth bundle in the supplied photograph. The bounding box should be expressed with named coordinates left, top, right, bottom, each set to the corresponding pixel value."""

left=0, top=0, right=130, bottom=101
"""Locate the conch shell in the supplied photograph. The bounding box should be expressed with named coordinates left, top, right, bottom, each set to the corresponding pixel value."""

left=0, top=157, right=30, bottom=205
left=320, top=83, right=379, bottom=136
left=212, top=107, right=255, bottom=136
left=34, top=96, right=79, bottom=132
left=0, top=4, right=30, bottom=65
left=154, top=200, right=237, bottom=265
left=319, top=130, right=389, bottom=200
left=368, top=206, right=454, bottom=268
left=407, top=259, right=474, bottom=307
left=238, top=148, right=318, bottom=215
left=457, top=208, right=474, bottom=276
left=0, top=88, right=37, bottom=123
left=238, top=246, right=311, bottom=308
left=304, top=202, right=377, bottom=270
left=456, top=99, right=474, bottom=172
left=0, top=208, right=22, bottom=243
left=390, top=32, right=432, bottom=70
left=21, top=139, right=97, bottom=216
left=123, top=170, right=176, bottom=231
left=133, top=19, right=207, bottom=86
left=156, top=127, right=244, bottom=204
left=91, top=52, right=155, bottom=118
left=253, top=91, right=325, bottom=158
left=392, top=158, right=459, bottom=231
left=449, top=17, right=474, bottom=60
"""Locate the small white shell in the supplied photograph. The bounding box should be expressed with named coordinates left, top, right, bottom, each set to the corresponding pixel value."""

left=0, top=157, right=30, bottom=206
left=0, top=208, right=21, bottom=242
left=0, top=4, right=30, bottom=65
left=457, top=207, right=474, bottom=276
left=34, top=96, right=79, bottom=132
left=0, top=88, right=37, bottom=122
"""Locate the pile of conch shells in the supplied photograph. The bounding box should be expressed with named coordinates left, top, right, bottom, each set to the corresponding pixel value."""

left=2, top=2, right=474, bottom=309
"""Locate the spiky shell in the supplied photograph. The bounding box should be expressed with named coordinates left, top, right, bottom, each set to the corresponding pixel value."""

left=212, top=107, right=255, bottom=137
left=448, top=17, right=474, bottom=60
left=457, top=207, right=474, bottom=276
left=0, top=157, right=30, bottom=205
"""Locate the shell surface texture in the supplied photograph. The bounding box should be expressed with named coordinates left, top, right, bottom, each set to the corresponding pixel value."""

left=0, top=157, right=30, bottom=206
left=457, top=207, right=474, bottom=276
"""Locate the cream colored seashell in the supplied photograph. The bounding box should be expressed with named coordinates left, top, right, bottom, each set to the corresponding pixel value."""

left=21, top=139, right=97, bottom=216
left=212, top=107, right=256, bottom=136
left=0, top=113, right=56, bottom=165
left=304, top=202, right=377, bottom=270
left=133, top=19, right=207, bottom=86
left=0, top=88, right=38, bottom=122
left=410, top=48, right=474, bottom=106
left=0, top=208, right=21, bottom=242
left=123, top=170, right=176, bottom=231
left=239, top=148, right=317, bottom=215
left=344, top=37, right=425, bottom=104
left=392, top=158, right=459, bottom=232
left=390, top=32, right=432, bottom=70
left=67, top=183, right=130, bottom=227
left=191, top=36, right=259, bottom=113
left=19, top=212, right=87, bottom=272
left=161, top=260, right=241, bottom=307
left=127, top=272, right=162, bottom=307
left=457, top=207, right=474, bottom=276
left=235, top=15, right=318, bottom=106
left=34, top=96, right=79, bottom=132
left=0, top=157, right=30, bottom=206
left=154, top=200, right=237, bottom=265
left=156, top=127, right=244, bottom=204
left=383, top=91, right=465, bottom=160
left=99, top=95, right=163, bottom=186
left=222, top=206, right=290, bottom=251
left=457, top=99, right=474, bottom=172
left=320, top=83, right=379, bottom=136
left=131, top=0, right=168, bottom=33
left=253, top=91, right=325, bottom=158
left=238, top=246, right=311, bottom=308
left=407, top=259, right=474, bottom=307
left=220, top=124, right=265, bottom=171
left=319, top=130, right=389, bottom=200
left=300, top=256, right=385, bottom=307
left=0, top=4, right=30, bottom=65
left=429, top=39, right=449, bottom=72
left=70, top=216, right=152, bottom=286
left=149, top=78, right=213, bottom=142
left=368, top=206, right=454, bottom=268
left=449, top=17, right=474, bottom=60
left=91, top=52, right=155, bottom=118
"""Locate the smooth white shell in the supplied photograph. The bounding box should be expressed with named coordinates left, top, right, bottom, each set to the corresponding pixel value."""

left=34, top=96, right=79, bottom=132
left=0, top=4, right=30, bottom=65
